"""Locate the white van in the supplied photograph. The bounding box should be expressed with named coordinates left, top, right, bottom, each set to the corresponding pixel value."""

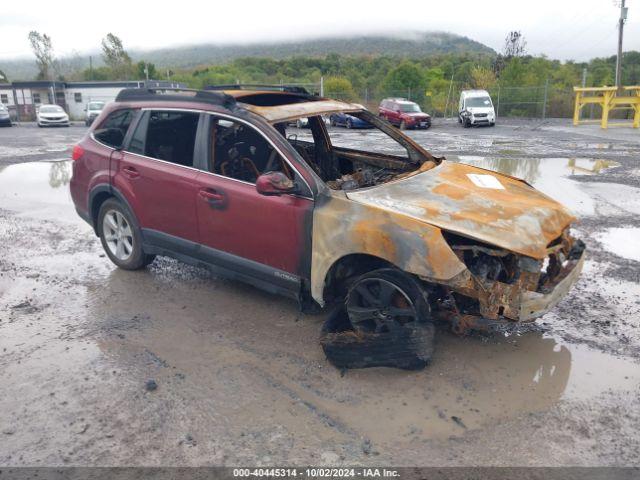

left=84, top=101, right=105, bottom=126
left=458, top=90, right=495, bottom=127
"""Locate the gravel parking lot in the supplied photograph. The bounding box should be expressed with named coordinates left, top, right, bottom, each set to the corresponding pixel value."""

left=1, top=119, right=639, bottom=467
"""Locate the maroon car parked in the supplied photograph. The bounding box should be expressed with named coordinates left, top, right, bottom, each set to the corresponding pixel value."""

left=378, top=98, right=431, bottom=130
left=70, top=86, right=584, bottom=366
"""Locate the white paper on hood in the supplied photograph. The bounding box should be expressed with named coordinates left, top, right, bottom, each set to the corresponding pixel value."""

left=466, top=173, right=505, bottom=190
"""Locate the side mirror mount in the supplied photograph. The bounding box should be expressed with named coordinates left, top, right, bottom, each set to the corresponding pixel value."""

left=256, top=171, right=297, bottom=196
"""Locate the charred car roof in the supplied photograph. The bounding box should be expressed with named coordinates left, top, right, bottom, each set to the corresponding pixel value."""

left=115, top=87, right=363, bottom=123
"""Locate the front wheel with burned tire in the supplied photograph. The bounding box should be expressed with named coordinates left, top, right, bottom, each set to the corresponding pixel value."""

left=320, top=268, right=435, bottom=370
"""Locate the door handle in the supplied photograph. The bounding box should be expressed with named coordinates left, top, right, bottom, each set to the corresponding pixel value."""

left=199, top=188, right=226, bottom=208
left=122, top=166, right=140, bottom=179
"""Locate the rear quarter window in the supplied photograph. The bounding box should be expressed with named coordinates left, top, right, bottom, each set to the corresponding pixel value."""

left=94, top=109, right=136, bottom=149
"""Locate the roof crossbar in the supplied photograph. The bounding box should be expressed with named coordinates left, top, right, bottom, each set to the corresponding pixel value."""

left=115, top=88, right=236, bottom=109
left=205, top=84, right=312, bottom=95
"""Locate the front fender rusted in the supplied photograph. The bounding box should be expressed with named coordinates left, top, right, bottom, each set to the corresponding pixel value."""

left=311, top=193, right=466, bottom=305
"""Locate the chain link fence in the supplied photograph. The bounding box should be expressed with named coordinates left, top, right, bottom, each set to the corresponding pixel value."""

left=323, top=83, right=602, bottom=121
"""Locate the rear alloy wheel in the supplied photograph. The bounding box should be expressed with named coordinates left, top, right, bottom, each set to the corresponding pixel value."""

left=98, top=198, right=154, bottom=270
left=400, top=120, right=407, bottom=130
left=346, top=119, right=353, bottom=129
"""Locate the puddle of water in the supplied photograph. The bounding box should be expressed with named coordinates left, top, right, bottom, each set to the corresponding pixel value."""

left=75, top=267, right=640, bottom=444
left=453, top=156, right=619, bottom=216
left=1, top=160, right=638, bottom=447
left=595, top=226, right=640, bottom=262
left=0, top=160, right=79, bottom=223
left=314, top=331, right=640, bottom=442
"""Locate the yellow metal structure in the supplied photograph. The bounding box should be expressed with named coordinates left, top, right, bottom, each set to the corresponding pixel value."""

left=573, top=86, right=640, bottom=129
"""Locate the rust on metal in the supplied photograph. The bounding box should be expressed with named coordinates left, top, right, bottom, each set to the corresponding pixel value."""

left=224, top=89, right=585, bottom=333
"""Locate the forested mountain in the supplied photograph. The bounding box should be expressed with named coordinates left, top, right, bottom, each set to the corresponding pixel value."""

left=138, top=32, right=495, bottom=69
left=1, top=32, right=494, bottom=80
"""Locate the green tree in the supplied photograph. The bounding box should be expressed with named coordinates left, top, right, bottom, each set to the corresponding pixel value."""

left=136, top=61, right=157, bottom=80
left=28, top=31, right=55, bottom=80
left=424, top=67, right=450, bottom=113
left=470, top=66, right=496, bottom=89
left=323, top=76, right=356, bottom=100
left=82, top=66, right=114, bottom=81
left=101, top=33, right=133, bottom=79
left=382, top=61, right=426, bottom=96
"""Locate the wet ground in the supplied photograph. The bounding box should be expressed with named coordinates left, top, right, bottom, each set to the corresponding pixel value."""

left=0, top=120, right=639, bottom=466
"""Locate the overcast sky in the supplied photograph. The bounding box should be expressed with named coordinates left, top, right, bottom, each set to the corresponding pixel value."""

left=1, top=0, right=637, bottom=62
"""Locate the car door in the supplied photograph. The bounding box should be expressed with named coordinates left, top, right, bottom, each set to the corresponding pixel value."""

left=379, top=101, right=390, bottom=121
left=193, top=114, right=314, bottom=295
left=388, top=102, right=400, bottom=125
left=112, top=109, right=201, bottom=245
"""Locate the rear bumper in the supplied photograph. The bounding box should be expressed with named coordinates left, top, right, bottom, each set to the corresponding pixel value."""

left=519, top=250, right=585, bottom=321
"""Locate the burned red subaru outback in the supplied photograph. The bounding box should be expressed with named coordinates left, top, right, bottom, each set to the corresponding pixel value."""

left=70, top=86, right=585, bottom=364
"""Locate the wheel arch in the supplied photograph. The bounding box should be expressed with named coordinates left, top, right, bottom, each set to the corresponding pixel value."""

left=88, top=184, right=137, bottom=236
left=320, top=253, right=397, bottom=305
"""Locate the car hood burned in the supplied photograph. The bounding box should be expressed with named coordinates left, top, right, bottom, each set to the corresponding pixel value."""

left=346, top=160, right=576, bottom=259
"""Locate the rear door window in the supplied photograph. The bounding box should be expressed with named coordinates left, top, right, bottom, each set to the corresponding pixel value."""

left=94, top=109, right=135, bottom=148
left=128, top=110, right=200, bottom=168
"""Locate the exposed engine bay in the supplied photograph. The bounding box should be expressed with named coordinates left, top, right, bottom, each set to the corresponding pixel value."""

left=433, top=229, right=586, bottom=333
left=326, top=165, right=403, bottom=191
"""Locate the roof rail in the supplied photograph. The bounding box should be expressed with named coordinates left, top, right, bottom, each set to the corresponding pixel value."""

left=115, top=87, right=236, bottom=109
left=205, top=84, right=311, bottom=95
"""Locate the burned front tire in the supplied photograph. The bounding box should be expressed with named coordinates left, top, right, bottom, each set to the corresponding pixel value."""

left=320, top=268, right=435, bottom=370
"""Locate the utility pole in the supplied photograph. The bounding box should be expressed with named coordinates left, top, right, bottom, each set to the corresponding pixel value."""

left=615, top=0, right=628, bottom=88
left=89, top=56, right=93, bottom=80
left=542, top=78, right=549, bottom=120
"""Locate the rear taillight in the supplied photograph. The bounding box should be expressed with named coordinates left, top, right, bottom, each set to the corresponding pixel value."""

left=72, top=144, right=84, bottom=161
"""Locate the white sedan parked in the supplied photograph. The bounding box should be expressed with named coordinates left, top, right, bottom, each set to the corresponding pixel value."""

left=37, top=104, right=70, bottom=127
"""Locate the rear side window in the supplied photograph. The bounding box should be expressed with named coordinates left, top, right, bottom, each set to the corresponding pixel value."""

left=129, top=110, right=200, bottom=168
left=94, top=109, right=135, bottom=149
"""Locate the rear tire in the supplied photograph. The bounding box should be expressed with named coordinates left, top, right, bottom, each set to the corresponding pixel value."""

left=98, top=198, right=154, bottom=270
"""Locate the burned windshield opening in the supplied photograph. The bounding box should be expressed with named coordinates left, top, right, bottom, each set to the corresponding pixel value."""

left=278, top=110, right=434, bottom=191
